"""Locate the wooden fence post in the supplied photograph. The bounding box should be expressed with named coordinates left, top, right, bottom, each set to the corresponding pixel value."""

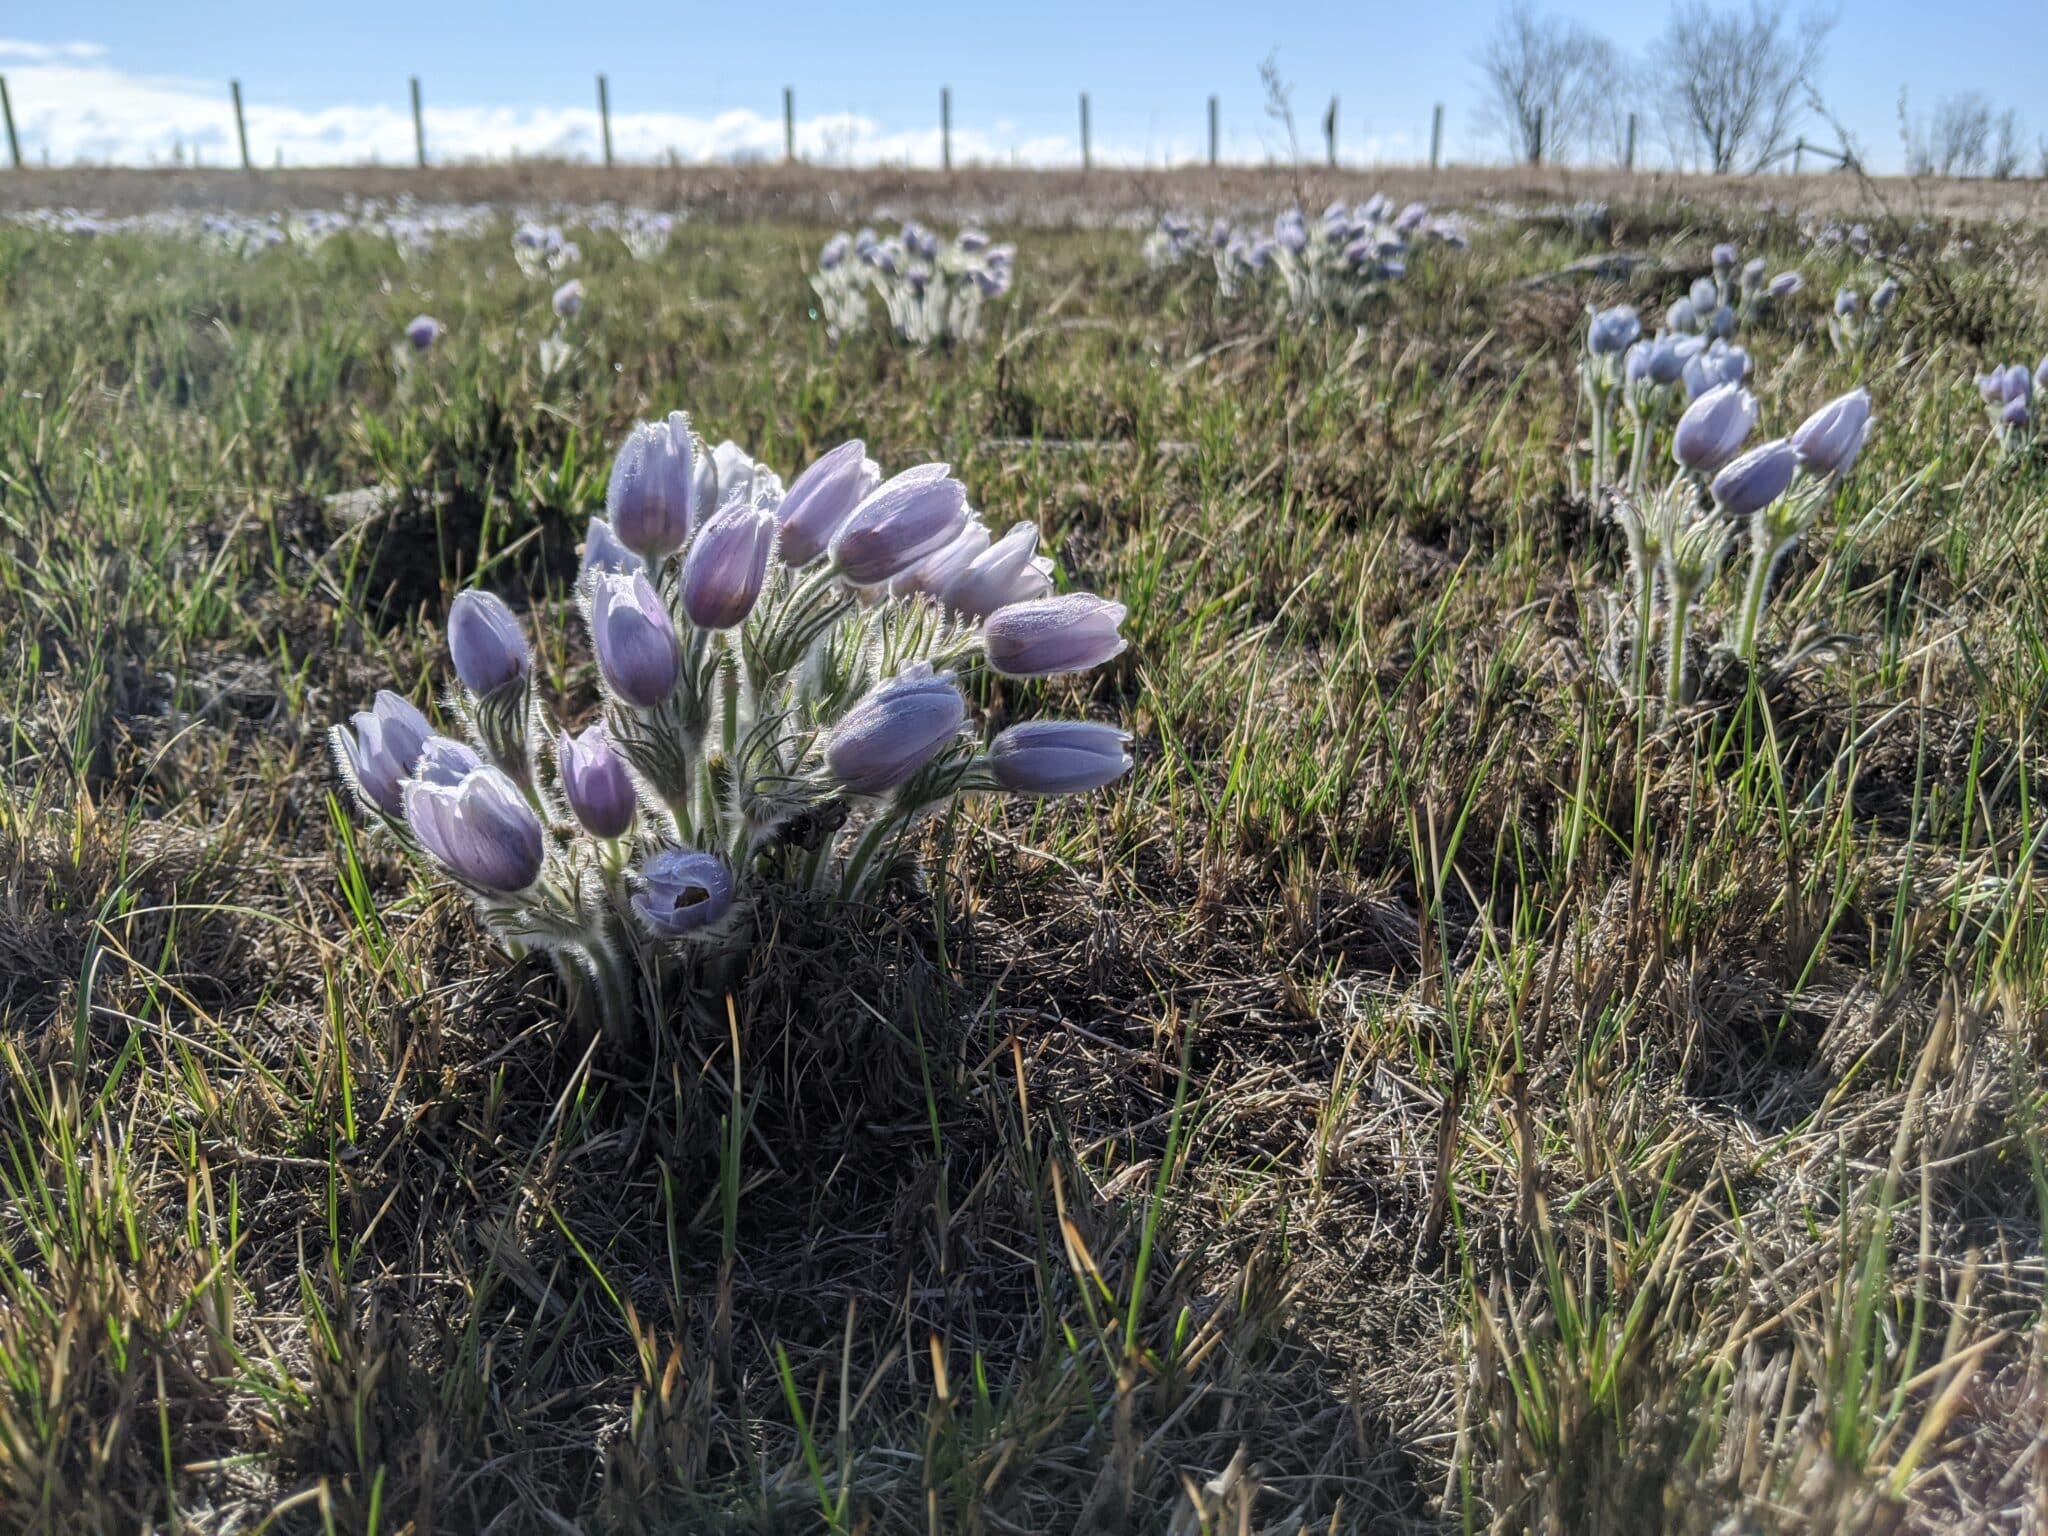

left=410, top=76, right=426, bottom=167
left=231, top=80, right=251, bottom=171
left=0, top=77, right=19, bottom=170
left=597, top=74, right=613, bottom=167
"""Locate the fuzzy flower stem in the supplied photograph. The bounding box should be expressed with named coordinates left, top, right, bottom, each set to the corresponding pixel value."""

left=1664, top=585, right=1695, bottom=712
left=1734, top=523, right=1783, bottom=664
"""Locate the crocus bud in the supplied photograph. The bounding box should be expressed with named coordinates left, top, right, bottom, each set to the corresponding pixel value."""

left=590, top=571, right=681, bottom=708
left=944, top=523, right=1055, bottom=620
left=982, top=593, right=1128, bottom=678
left=1667, top=298, right=1698, bottom=333
left=1740, top=256, right=1767, bottom=289
left=1834, top=288, right=1860, bottom=318
left=776, top=440, right=880, bottom=568
left=403, top=764, right=544, bottom=894
left=552, top=279, right=585, bottom=320
left=826, top=666, right=967, bottom=794
left=2004, top=397, right=2032, bottom=430
left=1710, top=439, right=1799, bottom=517
left=1768, top=271, right=1804, bottom=299
left=679, top=500, right=778, bottom=629
left=1712, top=243, right=1737, bottom=274
left=632, top=849, right=735, bottom=936
left=986, top=721, right=1134, bottom=795
left=557, top=724, right=637, bottom=838
left=820, top=232, right=850, bottom=269
left=1689, top=277, right=1719, bottom=313
left=448, top=590, right=529, bottom=695
left=829, top=465, right=970, bottom=586
left=412, top=734, right=482, bottom=787
left=1790, top=389, right=1873, bottom=478
left=606, top=412, right=696, bottom=560
left=1672, top=383, right=1757, bottom=475
left=581, top=517, right=645, bottom=580
left=1870, top=278, right=1900, bottom=314
left=337, top=690, right=431, bottom=814
left=405, top=314, right=443, bottom=351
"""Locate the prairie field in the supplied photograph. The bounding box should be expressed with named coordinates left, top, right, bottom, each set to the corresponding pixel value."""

left=5, top=171, right=2048, bottom=1534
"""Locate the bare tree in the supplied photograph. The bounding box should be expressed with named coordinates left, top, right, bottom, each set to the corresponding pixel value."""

left=1473, top=2, right=1627, bottom=165
left=1650, top=1, right=1834, bottom=173
left=1991, top=109, right=2026, bottom=180
left=1930, top=92, right=1993, bottom=176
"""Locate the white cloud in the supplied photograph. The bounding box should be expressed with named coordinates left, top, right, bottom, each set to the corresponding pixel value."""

left=0, top=45, right=1193, bottom=170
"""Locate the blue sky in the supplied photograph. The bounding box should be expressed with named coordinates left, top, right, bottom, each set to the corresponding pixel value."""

left=1, top=1, right=2042, bottom=171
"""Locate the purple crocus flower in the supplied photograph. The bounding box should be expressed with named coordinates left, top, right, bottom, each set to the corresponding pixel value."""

left=1790, top=389, right=1873, bottom=478
left=774, top=442, right=880, bottom=569
left=552, top=279, right=585, bottom=320
left=412, top=734, right=482, bottom=788
left=943, top=523, right=1054, bottom=620
left=895, top=522, right=990, bottom=599
left=606, top=412, right=697, bottom=560
left=403, top=764, right=544, bottom=894
left=336, top=690, right=431, bottom=814
left=829, top=464, right=970, bottom=586
left=825, top=666, right=967, bottom=794
left=1710, top=439, right=1799, bottom=517
left=405, top=314, right=443, bottom=351
left=580, top=517, right=645, bottom=581
left=1768, top=271, right=1804, bottom=300
left=448, top=590, right=529, bottom=695
left=589, top=571, right=681, bottom=708
left=679, top=500, right=778, bottom=630
left=1587, top=306, right=1641, bottom=357
left=632, top=848, right=735, bottom=936
left=982, top=593, right=1128, bottom=678
left=557, top=723, right=637, bottom=838
left=1672, top=383, right=1758, bottom=475
left=986, top=721, right=1133, bottom=795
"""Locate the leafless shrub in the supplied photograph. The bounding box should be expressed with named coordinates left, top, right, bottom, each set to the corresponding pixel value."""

left=1473, top=1, right=1628, bottom=166
left=1650, top=1, right=1834, bottom=173
left=1930, top=92, right=1993, bottom=176
left=1990, top=109, right=2026, bottom=180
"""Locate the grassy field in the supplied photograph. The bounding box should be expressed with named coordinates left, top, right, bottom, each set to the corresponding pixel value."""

left=3, top=180, right=2048, bottom=1533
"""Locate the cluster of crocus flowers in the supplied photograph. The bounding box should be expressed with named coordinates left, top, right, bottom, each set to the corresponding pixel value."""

left=511, top=221, right=581, bottom=280
left=616, top=208, right=677, bottom=262
left=1975, top=359, right=2044, bottom=448
left=1608, top=383, right=1873, bottom=708
left=332, top=412, right=1132, bottom=1034
left=1615, top=327, right=1753, bottom=499
left=1206, top=197, right=1463, bottom=317
left=1662, top=244, right=1802, bottom=341
left=1828, top=278, right=1900, bottom=358
left=810, top=223, right=1016, bottom=345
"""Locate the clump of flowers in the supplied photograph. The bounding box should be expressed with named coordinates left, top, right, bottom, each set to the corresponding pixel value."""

left=1828, top=278, right=1899, bottom=357
left=1207, top=197, right=1464, bottom=319
left=512, top=221, right=581, bottom=279
left=1608, top=384, right=1873, bottom=708
left=1142, top=214, right=1226, bottom=270
left=332, top=415, right=1131, bottom=1034
left=1662, top=244, right=1802, bottom=340
left=620, top=209, right=677, bottom=262
left=1975, top=360, right=2042, bottom=450
left=810, top=224, right=1016, bottom=346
